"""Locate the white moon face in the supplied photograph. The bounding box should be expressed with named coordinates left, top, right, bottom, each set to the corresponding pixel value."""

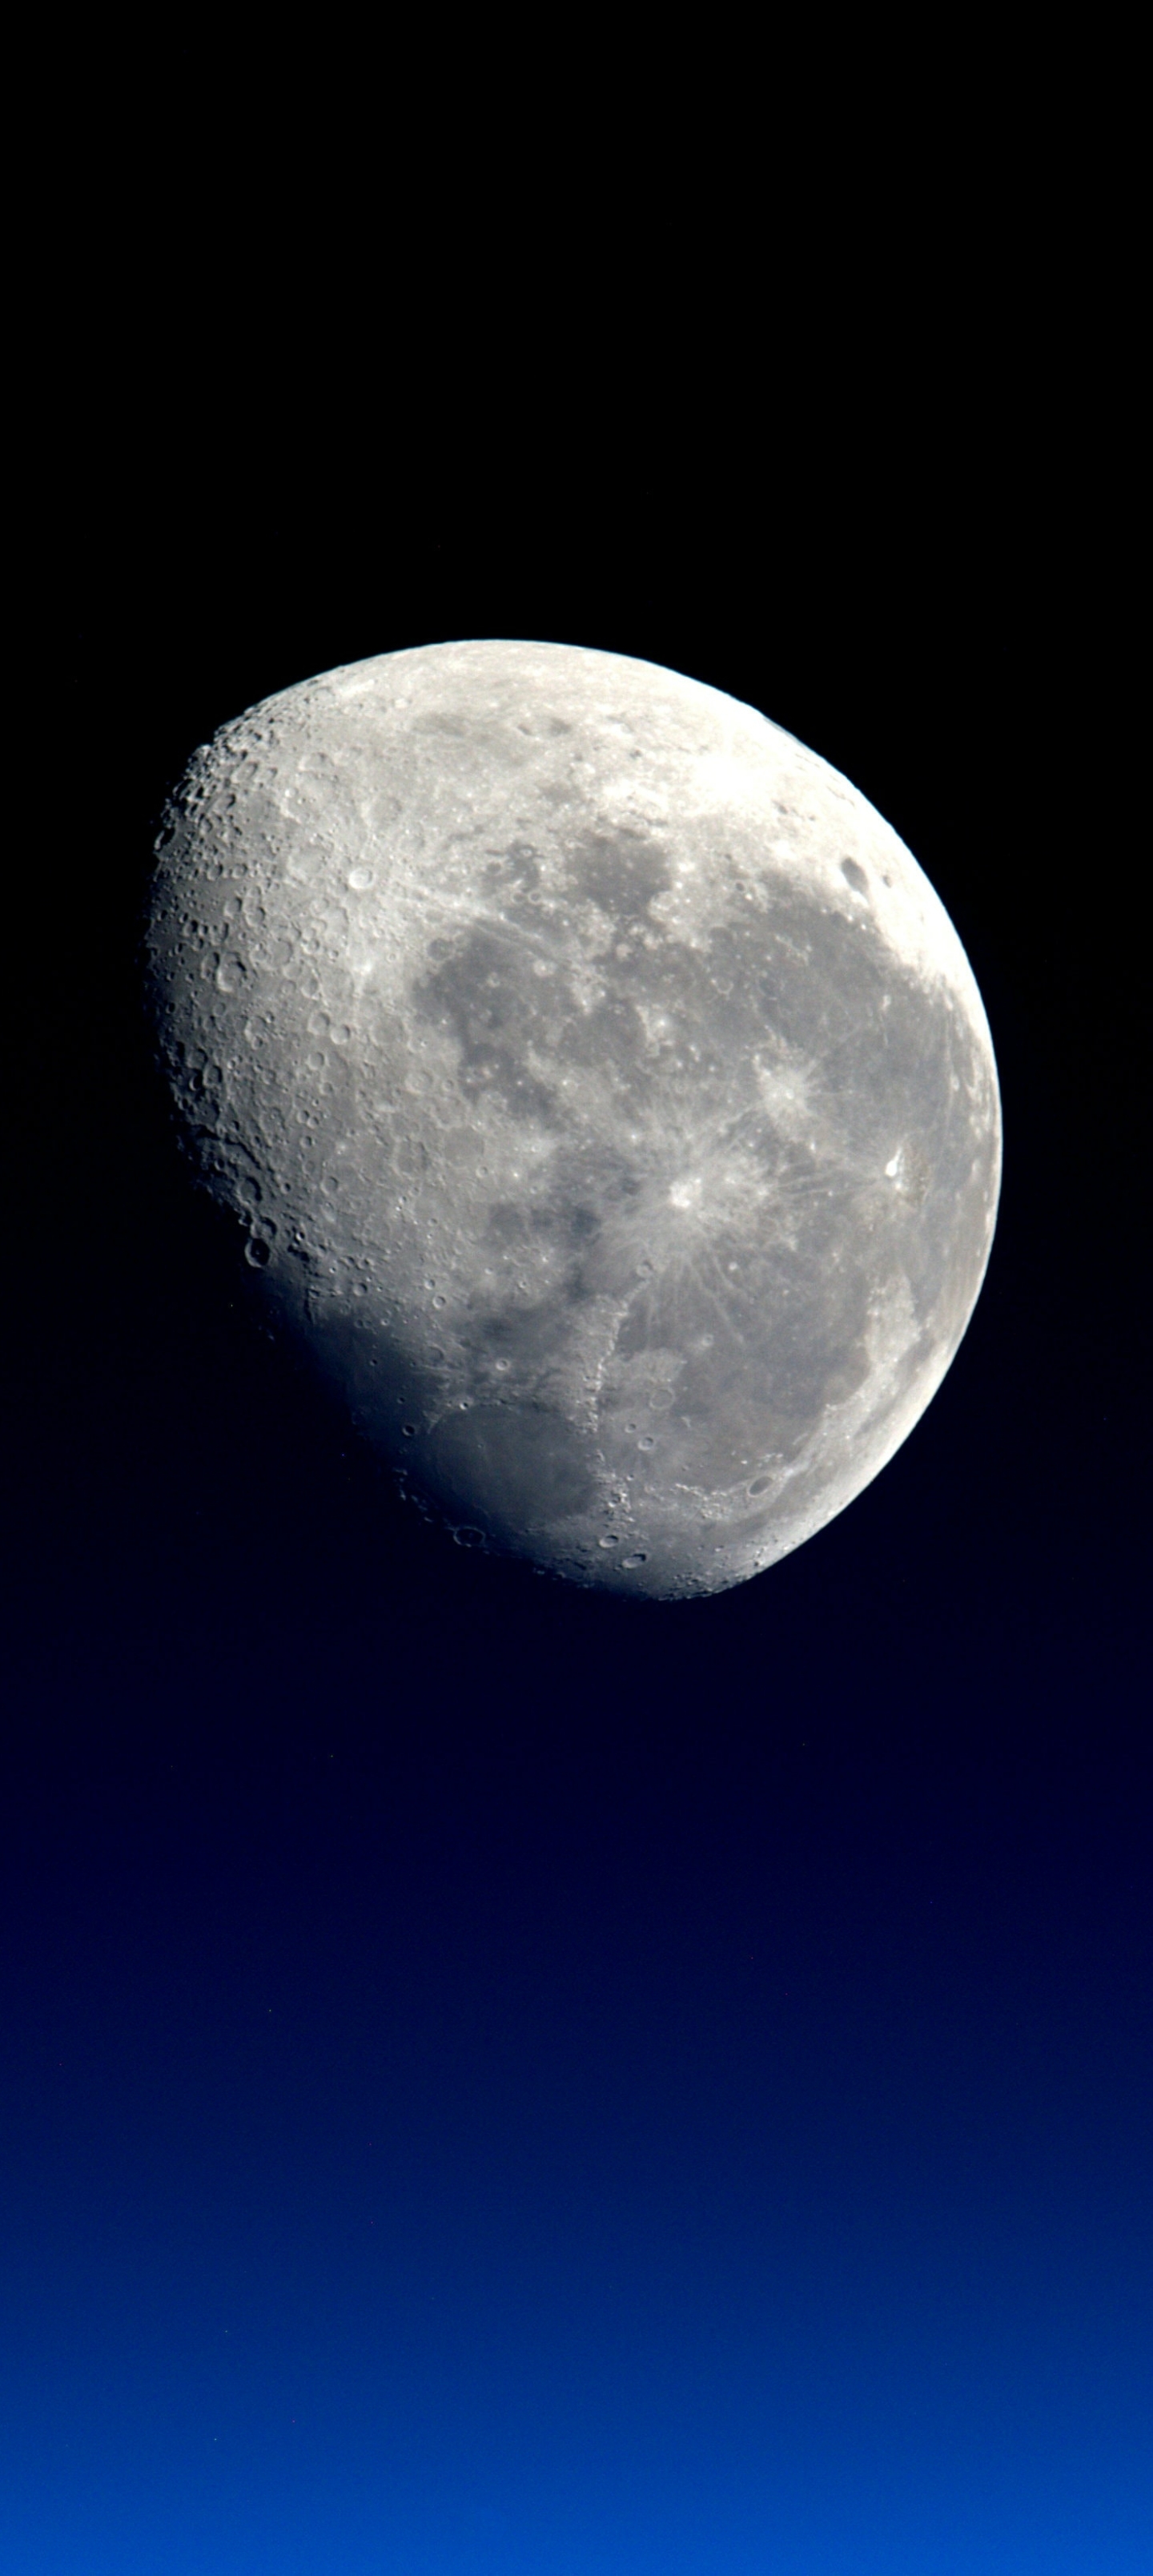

left=146, top=640, right=1001, bottom=1597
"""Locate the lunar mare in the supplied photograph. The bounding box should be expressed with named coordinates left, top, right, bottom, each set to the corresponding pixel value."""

left=146, top=640, right=1001, bottom=1596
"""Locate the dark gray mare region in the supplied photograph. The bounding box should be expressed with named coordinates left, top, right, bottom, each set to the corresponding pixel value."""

left=374, top=855, right=997, bottom=1588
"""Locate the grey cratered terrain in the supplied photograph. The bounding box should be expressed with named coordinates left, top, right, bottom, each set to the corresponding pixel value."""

left=147, top=639, right=1001, bottom=1597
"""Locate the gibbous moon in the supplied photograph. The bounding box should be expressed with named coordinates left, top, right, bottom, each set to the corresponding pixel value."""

left=147, top=640, right=1000, bottom=1597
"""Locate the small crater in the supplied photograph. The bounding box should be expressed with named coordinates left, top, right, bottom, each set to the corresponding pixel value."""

left=244, top=1237, right=271, bottom=1268
left=401, top=1423, right=417, bottom=1437
left=348, top=866, right=376, bottom=892
left=598, top=1534, right=621, bottom=1548
left=841, top=858, right=869, bottom=896
left=749, top=1477, right=769, bottom=1496
left=452, top=1526, right=484, bottom=1548
left=622, top=1552, right=648, bottom=1568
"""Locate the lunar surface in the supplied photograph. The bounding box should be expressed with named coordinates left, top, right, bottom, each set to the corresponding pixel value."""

left=146, top=640, right=1001, bottom=1596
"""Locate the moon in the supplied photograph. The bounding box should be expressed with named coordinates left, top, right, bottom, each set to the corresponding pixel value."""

left=146, top=640, right=1001, bottom=1597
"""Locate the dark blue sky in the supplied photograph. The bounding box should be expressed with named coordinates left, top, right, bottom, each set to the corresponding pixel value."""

left=6, top=195, right=1145, bottom=2569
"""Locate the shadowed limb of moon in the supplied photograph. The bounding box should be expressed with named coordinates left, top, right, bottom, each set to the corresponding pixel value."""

left=146, top=639, right=1001, bottom=1597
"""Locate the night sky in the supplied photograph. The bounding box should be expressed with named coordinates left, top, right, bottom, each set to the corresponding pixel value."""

left=6, top=259, right=1145, bottom=2572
